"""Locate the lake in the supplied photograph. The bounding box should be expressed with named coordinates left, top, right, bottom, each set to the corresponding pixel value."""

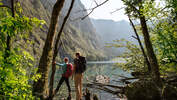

left=83, top=60, right=132, bottom=100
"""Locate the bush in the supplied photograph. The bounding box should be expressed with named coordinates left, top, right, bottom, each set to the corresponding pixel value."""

left=0, top=49, right=40, bottom=99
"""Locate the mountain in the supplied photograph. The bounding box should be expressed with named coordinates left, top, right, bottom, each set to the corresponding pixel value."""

left=1, top=0, right=136, bottom=60
left=13, top=0, right=106, bottom=61
left=91, top=19, right=135, bottom=43
left=91, top=19, right=136, bottom=56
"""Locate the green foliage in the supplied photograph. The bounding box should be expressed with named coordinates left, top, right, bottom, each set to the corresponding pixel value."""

left=151, top=19, right=177, bottom=73
left=144, top=0, right=177, bottom=73
left=0, top=49, right=40, bottom=100
left=0, top=2, right=44, bottom=99
left=140, top=1, right=162, bottom=19
left=106, top=39, right=146, bottom=72
left=165, top=0, right=177, bottom=19
left=122, top=0, right=142, bottom=18
left=122, top=0, right=177, bottom=74
left=122, top=0, right=163, bottom=20
left=0, top=2, right=45, bottom=49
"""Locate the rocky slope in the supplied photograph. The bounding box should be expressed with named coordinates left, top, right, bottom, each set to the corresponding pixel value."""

left=17, top=0, right=106, bottom=62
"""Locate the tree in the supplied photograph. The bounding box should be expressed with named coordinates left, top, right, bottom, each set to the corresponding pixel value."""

left=122, top=0, right=161, bottom=84
left=48, top=0, right=75, bottom=99
left=128, top=16, right=151, bottom=72
left=32, top=0, right=65, bottom=99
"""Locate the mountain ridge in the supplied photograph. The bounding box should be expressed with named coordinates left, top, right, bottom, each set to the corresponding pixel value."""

left=91, top=18, right=135, bottom=56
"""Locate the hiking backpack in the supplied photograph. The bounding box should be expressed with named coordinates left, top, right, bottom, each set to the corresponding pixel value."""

left=75, top=56, right=87, bottom=73
left=63, top=63, right=73, bottom=78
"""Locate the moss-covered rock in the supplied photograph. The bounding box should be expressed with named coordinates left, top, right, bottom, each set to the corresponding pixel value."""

left=125, top=80, right=161, bottom=100
left=125, top=79, right=177, bottom=100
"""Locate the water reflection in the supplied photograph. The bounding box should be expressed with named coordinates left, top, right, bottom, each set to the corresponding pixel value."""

left=84, top=62, right=131, bottom=100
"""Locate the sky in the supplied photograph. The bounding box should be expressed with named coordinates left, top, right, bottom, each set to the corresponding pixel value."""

left=80, top=0, right=128, bottom=21
left=80, top=0, right=164, bottom=21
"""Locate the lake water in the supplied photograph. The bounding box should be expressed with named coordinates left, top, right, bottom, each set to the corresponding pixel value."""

left=83, top=61, right=132, bottom=100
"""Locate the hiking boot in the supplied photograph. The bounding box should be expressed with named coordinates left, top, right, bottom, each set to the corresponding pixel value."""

left=66, top=92, right=71, bottom=100
left=67, top=95, right=71, bottom=100
left=53, top=89, right=57, bottom=97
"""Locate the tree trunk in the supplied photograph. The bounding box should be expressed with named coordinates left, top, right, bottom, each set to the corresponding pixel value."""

left=33, top=0, right=65, bottom=99
left=48, top=0, right=75, bottom=99
left=5, top=0, right=14, bottom=59
left=139, top=15, right=161, bottom=84
left=128, top=16, right=151, bottom=72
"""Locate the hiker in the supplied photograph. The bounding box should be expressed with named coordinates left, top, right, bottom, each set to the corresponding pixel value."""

left=73, top=53, right=87, bottom=100
left=53, top=57, right=73, bottom=99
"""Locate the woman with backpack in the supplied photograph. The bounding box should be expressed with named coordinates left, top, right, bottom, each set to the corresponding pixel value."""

left=53, top=57, right=73, bottom=99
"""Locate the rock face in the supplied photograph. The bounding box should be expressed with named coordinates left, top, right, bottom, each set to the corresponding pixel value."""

left=16, top=0, right=106, bottom=62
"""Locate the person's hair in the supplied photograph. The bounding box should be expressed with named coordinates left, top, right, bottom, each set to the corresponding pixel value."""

left=75, top=53, right=80, bottom=56
left=64, top=57, right=69, bottom=62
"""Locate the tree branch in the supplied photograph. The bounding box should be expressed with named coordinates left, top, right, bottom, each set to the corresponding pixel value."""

left=94, top=0, right=98, bottom=6
left=128, top=16, right=151, bottom=72
left=110, top=7, right=125, bottom=14
left=0, top=5, right=11, bottom=9
left=81, top=9, right=94, bottom=20
left=132, top=35, right=138, bottom=40
left=81, top=0, right=109, bottom=20
left=125, top=1, right=140, bottom=15
left=70, top=0, right=109, bottom=21
left=85, top=82, right=124, bottom=95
